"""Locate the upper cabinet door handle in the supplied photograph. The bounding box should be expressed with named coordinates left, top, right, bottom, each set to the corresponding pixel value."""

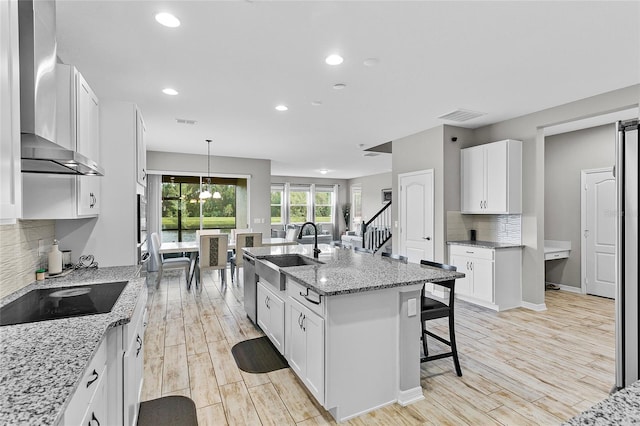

left=86, top=369, right=99, bottom=388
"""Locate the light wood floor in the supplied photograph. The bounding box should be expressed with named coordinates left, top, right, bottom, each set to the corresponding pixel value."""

left=142, top=269, right=615, bottom=425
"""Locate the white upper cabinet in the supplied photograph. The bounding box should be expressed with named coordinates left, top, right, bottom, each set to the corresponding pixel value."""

left=135, top=109, right=146, bottom=188
left=0, top=0, right=21, bottom=224
left=22, top=65, right=101, bottom=219
left=461, top=139, right=522, bottom=214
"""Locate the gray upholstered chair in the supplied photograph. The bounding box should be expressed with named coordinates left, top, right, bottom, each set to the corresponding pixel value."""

left=149, top=232, right=191, bottom=287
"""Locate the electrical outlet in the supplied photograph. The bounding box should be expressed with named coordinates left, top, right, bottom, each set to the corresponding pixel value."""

left=408, top=298, right=417, bottom=317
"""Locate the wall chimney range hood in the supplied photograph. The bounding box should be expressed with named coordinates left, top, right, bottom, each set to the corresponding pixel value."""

left=18, top=0, right=104, bottom=176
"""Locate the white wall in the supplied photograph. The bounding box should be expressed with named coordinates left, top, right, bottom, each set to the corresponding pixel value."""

left=347, top=172, right=392, bottom=225
left=474, top=84, right=639, bottom=308
left=545, top=123, right=616, bottom=289
left=148, top=151, right=272, bottom=237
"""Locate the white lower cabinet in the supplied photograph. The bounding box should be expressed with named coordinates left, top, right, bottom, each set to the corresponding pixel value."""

left=61, top=287, right=147, bottom=426
left=257, top=281, right=285, bottom=354
left=285, top=279, right=325, bottom=406
left=449, top=244, right=522, bottom=311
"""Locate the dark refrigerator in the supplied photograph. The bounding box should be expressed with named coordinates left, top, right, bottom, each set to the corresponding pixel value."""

left=615, top=118, right=639, bottom=389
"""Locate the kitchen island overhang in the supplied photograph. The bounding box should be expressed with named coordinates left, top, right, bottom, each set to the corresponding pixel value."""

left=245, top=244, right=463, bottom=422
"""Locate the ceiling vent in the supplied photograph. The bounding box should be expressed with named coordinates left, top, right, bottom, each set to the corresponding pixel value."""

left=437, top=109, right=486, bottom=122
left=176, top=118, right=198, bottom=125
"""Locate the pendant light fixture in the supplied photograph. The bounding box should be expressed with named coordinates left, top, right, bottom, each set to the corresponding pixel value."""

left=199, top=139, right=222, bottom=200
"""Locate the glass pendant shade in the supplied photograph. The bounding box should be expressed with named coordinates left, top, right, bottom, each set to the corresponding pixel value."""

left=212, top=191, right=222, bottom=199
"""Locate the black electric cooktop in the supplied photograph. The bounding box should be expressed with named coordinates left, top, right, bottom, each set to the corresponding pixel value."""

left=0, top=281, right=128, bottom=326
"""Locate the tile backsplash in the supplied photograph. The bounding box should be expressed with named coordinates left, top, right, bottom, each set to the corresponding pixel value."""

left=0, top=220, right=55, bottom=299
left=447, top=211, right=522, bottom=245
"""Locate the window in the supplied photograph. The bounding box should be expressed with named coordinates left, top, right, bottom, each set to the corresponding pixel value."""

left=351, top=185, right=362, bottom=231
left=161, top=176, right=237, bottom=242
left=289, top=186, right=310, bottom=224
left=314, top=186, right=333, bottom=223
left=270, top=184, right=284, bottom=225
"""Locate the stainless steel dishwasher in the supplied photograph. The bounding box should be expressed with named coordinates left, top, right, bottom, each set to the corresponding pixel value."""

left=243, top=252, right=258, bottom=323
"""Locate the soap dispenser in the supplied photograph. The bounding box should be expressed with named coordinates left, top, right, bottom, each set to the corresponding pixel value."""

left=48, top=240, right=63, bottom=275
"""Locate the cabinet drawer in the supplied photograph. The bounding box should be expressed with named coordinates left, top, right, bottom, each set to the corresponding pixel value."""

left=449, top=245, right=494, bottom=260
left=287, top=279, right=325, bottom=318
left=62, top=338, right=107, bottom=425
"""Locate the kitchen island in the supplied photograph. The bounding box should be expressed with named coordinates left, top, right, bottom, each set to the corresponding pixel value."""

left=244, top=244, right=463, bottom=422
left=0, top=266, right=146, bottom=425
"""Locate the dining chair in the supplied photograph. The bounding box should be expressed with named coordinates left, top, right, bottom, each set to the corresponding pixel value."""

left=230, top=232, right=263, bottom=283
left=149, top=233, right=191, bottom=287
left=419, top=259, right=462, bottom=377
left=381, top=252, right=408, bottom=263
left=197, top=233, right=229, bottom=287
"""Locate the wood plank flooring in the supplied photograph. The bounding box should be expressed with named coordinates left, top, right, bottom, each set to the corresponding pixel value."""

left=142, top=269, right=615, bottom=425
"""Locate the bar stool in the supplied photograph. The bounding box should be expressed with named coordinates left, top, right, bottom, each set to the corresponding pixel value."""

left=419, top=259, right=462, bottom=377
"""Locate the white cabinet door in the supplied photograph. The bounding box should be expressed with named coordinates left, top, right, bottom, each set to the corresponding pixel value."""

left=485, top=140, right=508, bottom=213
left=471, top=258, right=494, bottom=303
left=287, top=300, right=306, bottom=377
left=303, top=309, right=324, bottom=405
left=257, top=283, right=270, bottom=333
left=136, top=109, right=147, bottom=187
left=449, top=254, right=472, bottom=296
left=76, top=71, right=100, bottom=161
left=461, top=146, right=485, bottom=213
left=77, top=176, right=100, bottom=216
left=79, top=365, right=107, bottom=426
left=269, top=294, right=285, bottom=355
left=123, top=306, right=145, bottom=426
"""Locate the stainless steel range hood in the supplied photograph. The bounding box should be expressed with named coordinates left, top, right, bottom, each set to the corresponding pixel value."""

left=18, top=0, right=104, bottom=176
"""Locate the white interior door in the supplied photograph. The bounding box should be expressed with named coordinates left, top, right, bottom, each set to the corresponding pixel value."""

left=399, top=170, right=434, bottom=263
left=582, top=168, right=615, bottom=298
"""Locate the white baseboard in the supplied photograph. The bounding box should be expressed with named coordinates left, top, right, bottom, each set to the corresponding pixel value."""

left=546, top=281, right=583, bottom=294
left=521, top=301, right=547, bottom=311
left=397, top=387, right=425, bottom=406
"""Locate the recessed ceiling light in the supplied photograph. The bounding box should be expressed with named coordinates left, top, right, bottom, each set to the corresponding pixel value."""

left=275, top=105, right=288, bottom=111
left=155, top=12, right=180, bottom=28
left=311, top=100, right=323, bottom=106
left=363, top=58, right=379, bottom=67
left=333, top=83, right=346, bottom=90
left=325, top=54, right=343, bottom=65
left=319, top=169, right=329, bottom=175
left=162, top=88, right=178, bottom=96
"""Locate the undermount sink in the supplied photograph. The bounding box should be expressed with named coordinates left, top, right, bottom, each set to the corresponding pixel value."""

left=0, top=281, right=128, bottom=326
left=264, top=254, right=324, bottom=268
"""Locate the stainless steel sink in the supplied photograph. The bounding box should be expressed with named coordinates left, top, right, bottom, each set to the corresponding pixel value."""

left=264, top=254, right=324, bottom=268
left=255, top=255, right=324, bottom=291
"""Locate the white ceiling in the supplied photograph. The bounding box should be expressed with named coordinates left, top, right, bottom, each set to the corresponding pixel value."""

left=55, top=1, right=640, bottom=179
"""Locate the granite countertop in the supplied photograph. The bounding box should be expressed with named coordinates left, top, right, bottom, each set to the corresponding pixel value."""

left=0, top=266, right=145, bottom=425
left=244, top=244, right=463, bottom=296
left=447, top=240, right=524, bottom=249
left=564, top=381, right=640, bottom=425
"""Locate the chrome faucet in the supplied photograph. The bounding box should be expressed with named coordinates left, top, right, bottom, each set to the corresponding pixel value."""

left=298, top=222, right=321, bottom=258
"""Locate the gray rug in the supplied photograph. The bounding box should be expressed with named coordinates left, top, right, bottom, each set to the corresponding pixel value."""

left=137, top=395, right=198, bottom=426
left=231, top=336, right=288, bottom=374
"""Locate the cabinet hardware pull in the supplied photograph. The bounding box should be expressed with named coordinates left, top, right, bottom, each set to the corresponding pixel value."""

left=136, top=334, right=143, bottom=357
left=299, top=288, right=322, bottom=305
left=302, top=314, right=306, bottom=332
left=88, top=412, right=100, bottom=426
left=298, top=312, right=303, bottom=328
left=423, top=236, right=431, bottom=240
left=465, top=251, right=474, bottom=254
left=470, top=262, right=473, bottom=271
left=86, top=369, right=99, bottom=388
left=480, top=201, right=482, bottom=209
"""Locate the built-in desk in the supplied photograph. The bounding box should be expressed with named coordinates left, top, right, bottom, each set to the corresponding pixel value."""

left=544, top=240, right=571, bottom=261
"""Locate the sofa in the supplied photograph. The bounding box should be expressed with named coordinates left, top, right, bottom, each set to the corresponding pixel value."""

left=271, top=223, right=334, bottom=245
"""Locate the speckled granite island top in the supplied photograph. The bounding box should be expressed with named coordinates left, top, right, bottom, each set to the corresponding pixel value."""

left=0, top=266, right=144, bottom=425
left=447, top=240, right=524, bottom=249
left=245, top=244, right=464, bottom=296
left=564, top=380, right=640, bottom=425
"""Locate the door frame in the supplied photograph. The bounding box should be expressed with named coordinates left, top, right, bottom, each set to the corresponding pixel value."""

left=397, top=169, right=434, bottom=261
left=580, top=166, right=614, bottom=295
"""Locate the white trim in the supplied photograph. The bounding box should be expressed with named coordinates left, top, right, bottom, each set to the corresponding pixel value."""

left=147, top=169, right=252, bottom=179
left=545, top=283, right=583, bottom=294
left=397, top=387, right=425, bottom=406
left=520, top=301, right=547, bottom=311
left=544, top=107, right=638, bottom=136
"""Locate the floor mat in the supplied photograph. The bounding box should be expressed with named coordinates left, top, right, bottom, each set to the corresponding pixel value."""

left=137, top=395, right=198, bottom=426
left=231, top=336, right=288, bottom=374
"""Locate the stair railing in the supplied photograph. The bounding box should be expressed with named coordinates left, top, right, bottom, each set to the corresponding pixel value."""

left=361, top=201, right=392, bottom=253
